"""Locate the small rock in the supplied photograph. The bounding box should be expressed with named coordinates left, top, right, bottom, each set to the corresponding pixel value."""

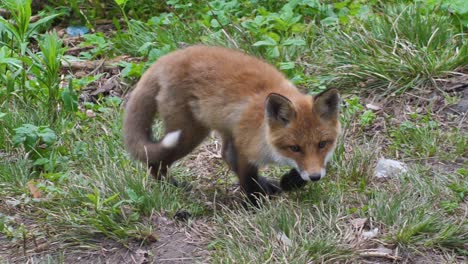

left=86, top=109, right=96, bottom=118
left=362, top=228, right=379, bottom=239
left=374, top=158, right=408, bottom=178
left=276, top=231, right=292, bottom=247
left=365, top=103, right=382, bottom=111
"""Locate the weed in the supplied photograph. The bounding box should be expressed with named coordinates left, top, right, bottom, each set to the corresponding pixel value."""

left=330, top=3, right=467, bottom=93
left=0, top=0, right=60, bottom=100
left=389, top=117, right=467, bottom=159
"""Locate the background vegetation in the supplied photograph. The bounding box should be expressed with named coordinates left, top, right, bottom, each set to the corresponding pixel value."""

left=1, top=0, right=466, bottom=262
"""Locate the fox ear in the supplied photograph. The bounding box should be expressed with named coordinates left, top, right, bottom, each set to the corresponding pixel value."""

left=313, top=89, right=340, bottom=120
left=265, top=93, right=296, bottom=126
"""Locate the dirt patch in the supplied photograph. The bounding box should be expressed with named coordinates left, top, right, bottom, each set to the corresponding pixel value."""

left=0, top=211, right=212, bottom=263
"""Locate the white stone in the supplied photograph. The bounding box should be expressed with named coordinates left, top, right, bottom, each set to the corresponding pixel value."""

left=375, top=158, right=408, bottom=178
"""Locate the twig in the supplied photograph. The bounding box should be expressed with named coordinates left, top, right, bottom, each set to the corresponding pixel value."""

left=61, top=60, right=119, bottom=71
left=65, top=45, right=94, bottom=55
left=359, top=251, right=401, bottom=260
left=158, top=257, right=199, bottom=261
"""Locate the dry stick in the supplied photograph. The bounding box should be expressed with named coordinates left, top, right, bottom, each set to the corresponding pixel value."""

left=359, top=251, right=401, bottom=260
left=61, top=60, right=118, bottom=71
left=65, top=45, right=94, bottom=54
left=159, top=257, right=199, bottom=261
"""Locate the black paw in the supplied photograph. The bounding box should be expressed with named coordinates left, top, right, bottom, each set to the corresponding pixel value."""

left=174, top=209, right=191, bottom=221
left=169, top=178, right=193, bottom=192
left=245, top=177, right=282, bottom=207
left=257, top=176, right=282, bottom=196
left=280, top=169, right=308, bottom=191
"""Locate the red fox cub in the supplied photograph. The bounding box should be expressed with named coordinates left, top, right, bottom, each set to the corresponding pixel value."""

left=123, top=45, right=341, bottom=204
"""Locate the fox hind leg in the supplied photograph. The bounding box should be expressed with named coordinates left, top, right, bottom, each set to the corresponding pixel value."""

left=149, top=115, right=209, bottom=183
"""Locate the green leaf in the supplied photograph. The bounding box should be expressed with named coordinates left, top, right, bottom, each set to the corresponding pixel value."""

left=282, top=38, right=306, bottom=46
left=37, top=127, right=57, bottom=145
left=279, top=61, right=295, bottom=70
left=253, top=36, right=277, bottom=47
left=61, top=83, right=78, bottom=112
left=13, top=124, right=39, bottom=148
left=33, top=158, right=49, bottom=166
left=321, top=16, right=339, bottom=26
left=120, top=62, right=145, bottom=78
left=114, top=0, right=128, bottom=7
left=267, top=46, right=280, bottom=58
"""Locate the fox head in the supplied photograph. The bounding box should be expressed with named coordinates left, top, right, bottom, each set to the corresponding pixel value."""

left=264, top=89, right=341, bottom=181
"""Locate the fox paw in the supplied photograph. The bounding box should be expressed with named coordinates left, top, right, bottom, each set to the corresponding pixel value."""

left=280, top=169, right=307, bottom=191
left=257, top=176, right=282, bottom=196
left=245, top=177, right=282, bottom=207
left=169, top=178, right=193, bottom=192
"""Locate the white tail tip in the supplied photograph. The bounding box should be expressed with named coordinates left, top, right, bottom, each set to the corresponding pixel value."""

left=161, top=130, right=181, bottom=148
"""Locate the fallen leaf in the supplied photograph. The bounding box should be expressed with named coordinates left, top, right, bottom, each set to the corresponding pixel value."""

left=86, top=109, right=96, bottom=118
left=27, top=180, right=42, bottom=198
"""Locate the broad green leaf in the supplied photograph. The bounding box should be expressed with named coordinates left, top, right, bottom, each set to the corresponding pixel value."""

left=279, top=61, right=295, bottom=70
left=282, top=38, right=306, bottom=46
left=37, top=127, right=57, bottom=145
left=253, top=36, right=277, bottom=47
left=114, top=0, right=128, bottom=7
left=61, top=84, right=78, bottom=112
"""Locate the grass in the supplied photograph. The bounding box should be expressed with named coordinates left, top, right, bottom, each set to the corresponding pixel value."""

left=330, top=3, right=467, bottom=94
left=1, top=0, right=467, bottom=262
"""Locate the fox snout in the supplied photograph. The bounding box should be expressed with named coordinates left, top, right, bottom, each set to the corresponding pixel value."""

left=298, top=168, right=326, bottom=181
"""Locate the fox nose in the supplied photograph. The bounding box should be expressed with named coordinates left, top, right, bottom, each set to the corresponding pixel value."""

left=309, top=173, right=321, bottom=181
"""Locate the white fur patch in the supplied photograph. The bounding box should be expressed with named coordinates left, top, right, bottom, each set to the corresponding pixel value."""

left=299, top=170, right=310, bottom=181
left=321, top=168, right=326, bottom=179
left=325, top=146, right=335, bottom=164
left=161, top=130, right=181, bottom=148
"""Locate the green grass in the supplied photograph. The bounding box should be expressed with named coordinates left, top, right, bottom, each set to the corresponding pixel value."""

left=1, top=0, right=467, bottom=262
left=330, top=3, right=467, bottom=94
left=388, top=118, right=467, bottom=160
left=0, top=101, right=203, bottom=254
left=209, top=137, right=467, bottom=262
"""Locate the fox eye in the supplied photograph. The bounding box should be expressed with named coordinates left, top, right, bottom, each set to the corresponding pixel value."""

left=318, top=141, right=327, bottom=149
left=289, top=145, right=301, bottom=152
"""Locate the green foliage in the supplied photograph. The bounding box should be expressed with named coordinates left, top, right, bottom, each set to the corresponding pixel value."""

left=389, top=116, right=467, bottom=159
left=13, top=124, right=57, bottom=151
left=79, top=33, right=112, bottom=59
left=331, top=3, right=467, bottom=93
left=31, top=31, right=67, bottom=120
left=0, top=0, right=68, bottom=122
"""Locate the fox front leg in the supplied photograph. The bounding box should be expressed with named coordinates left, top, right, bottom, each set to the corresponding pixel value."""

left=280, top=169, right=308, bottom=191
left=236, top=155, right=282, bottom=206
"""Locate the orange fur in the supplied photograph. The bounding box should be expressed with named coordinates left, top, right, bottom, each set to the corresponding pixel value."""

left=123, top=45, right=341, bottom=204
